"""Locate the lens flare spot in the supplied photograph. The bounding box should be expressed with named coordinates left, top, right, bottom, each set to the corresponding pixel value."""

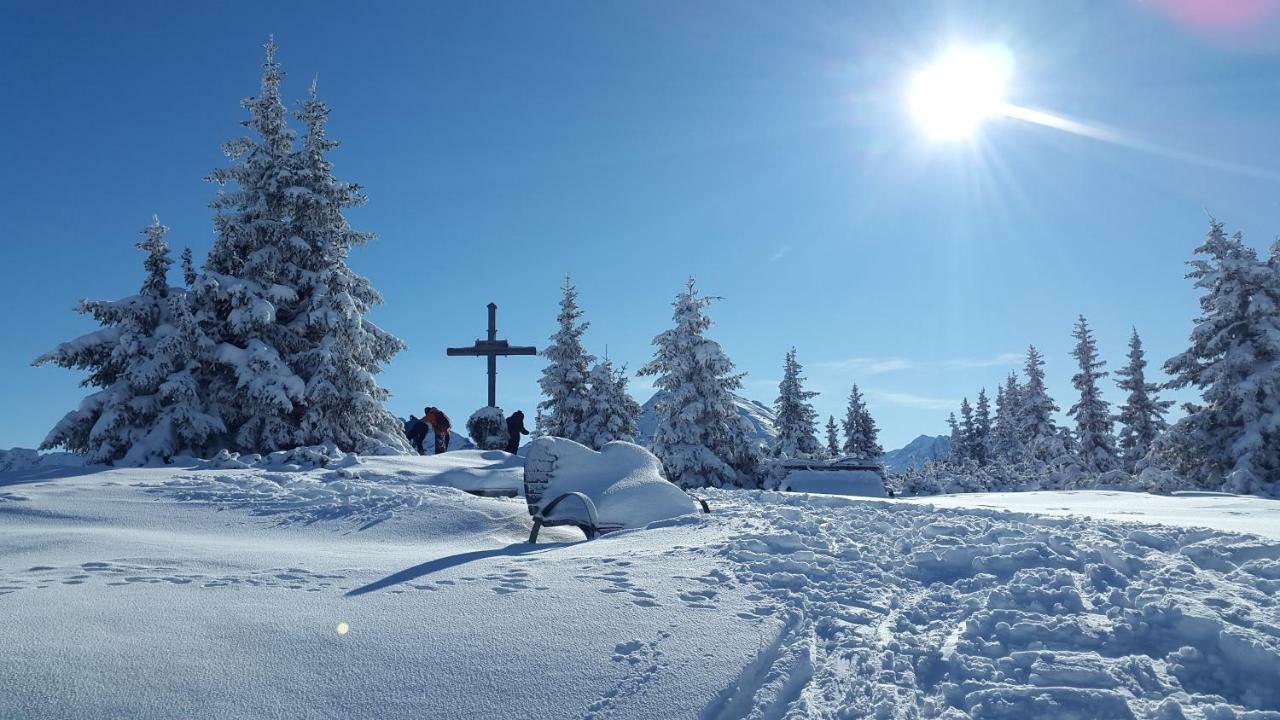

left=336, top=622, right=350, bottom=635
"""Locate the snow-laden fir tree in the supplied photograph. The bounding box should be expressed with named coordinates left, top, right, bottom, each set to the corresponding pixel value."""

left=958, top=397, right=977, bottom=462
left=289, top=78, right=409, bottom=451
left=771, top=348, right=821, bottom=458
left=1115, top=328, right=1171, bottom=472
left=538, top=275, right=595, bottom=444
left=1018, top=345, right=1066, bottom=464
left=991, top=372, right=1024, bottom=461
left=195, top=40, right=407, bottom=454
left=841, top=384, right=881, bottom=458
left=638, top=277, right=761, bottom=488
left=946, top=412, right=963, bottom=463
left=1150, top=221, right=1280, bottom=494
left=974, top=388, right=993, bottom=465
left=36, top=218, right=224, bottom=464
left=581, top=359, right=641, bottom=450
left=1068, top=315, right=1118, bottom=473
left=825, top=416, right=840, bottom=458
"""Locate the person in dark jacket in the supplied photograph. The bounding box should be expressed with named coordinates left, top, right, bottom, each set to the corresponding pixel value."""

left=424, top=407, right=451, bottom=454
left=505, top=410, right=530, bottom=454
left=405, top=414, right=428, bottom=455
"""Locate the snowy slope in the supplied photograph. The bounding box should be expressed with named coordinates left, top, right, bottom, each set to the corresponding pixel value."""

left=897, top=489, right=1280, bottom=540
left=881, top=434, right=950, bottom=472
left=636, top=392, right=777, bottom=449
left=3, top=459, right=1280, bottom=719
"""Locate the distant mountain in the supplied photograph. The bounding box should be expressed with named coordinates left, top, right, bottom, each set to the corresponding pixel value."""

left=636, top=393, right=778, bottom=450
left=881, top=435, right=950, bottom=473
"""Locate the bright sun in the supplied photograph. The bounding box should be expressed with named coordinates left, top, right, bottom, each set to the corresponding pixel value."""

left=909, top=46, right=1012, bottom=140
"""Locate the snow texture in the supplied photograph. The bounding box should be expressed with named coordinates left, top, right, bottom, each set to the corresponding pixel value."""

left=3, top=457, right=1279, bottom=719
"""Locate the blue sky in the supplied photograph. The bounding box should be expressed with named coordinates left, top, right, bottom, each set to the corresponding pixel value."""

left=4, top=1, right=1280, bottom=450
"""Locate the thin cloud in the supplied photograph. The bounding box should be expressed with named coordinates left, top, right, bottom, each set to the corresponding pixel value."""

left=817, top=353, right=1021, bottom=375
left=768, top=245, right=793, bottom=263
left=864, top=389, right=958, bottom=411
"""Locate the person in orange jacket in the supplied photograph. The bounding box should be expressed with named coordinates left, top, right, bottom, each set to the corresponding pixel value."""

left=423, top=407, right=452, bottom=454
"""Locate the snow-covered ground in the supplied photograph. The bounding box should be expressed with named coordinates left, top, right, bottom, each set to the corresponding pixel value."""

left=3, top=455, right=1279, bottom=719
left=897, top=490, right=1280, bottom=541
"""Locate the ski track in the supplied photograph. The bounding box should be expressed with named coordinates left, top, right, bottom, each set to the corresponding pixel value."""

left=696, top=489, right=1280, bottom=719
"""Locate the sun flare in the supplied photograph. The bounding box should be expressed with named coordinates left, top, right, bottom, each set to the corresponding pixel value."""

left=909, top=46, right=1012, bottom=140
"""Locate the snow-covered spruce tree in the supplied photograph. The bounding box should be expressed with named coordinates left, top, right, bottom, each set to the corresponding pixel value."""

left=825, top=416, right=840, bottom=458
left=35, top=218, right=224, bottom=464
left=1019, top=345, right=1066, bottom=465
left=638, top=277, right=761, bottom=489
left=196, top=40, right=407, bottom=454
left=1115, top=328, right=1172, bottom=472
left=991, top=372, right=1024, bottom=462
left=841, top=384, right=881, bottom=458
left=538, top=274, right=595, bottom=444
left=946, top=412, right=964, bottom=464
left=855, top=394, right=883, bottom=460
left=1150, top=221, right=1280, bottom=494
left=581, top=359, right=641, bottom=450
left=1068, top=315, right=1118, bottom=473
left=974, top=388, right=993, bottom=465
left=958, top=397, right=977, bottom=463
left=290, top=79, right=409, bottom=451
left=772, top=348, right=821, bottom=458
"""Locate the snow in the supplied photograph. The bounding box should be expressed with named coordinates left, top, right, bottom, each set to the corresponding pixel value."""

left=896, top=489, right=1280, bottom=540
left=524, top=437, right=699, bottom=529
left=780, top=469, right=886, bottom=497
left=3, top=458, right=1280, bottom=718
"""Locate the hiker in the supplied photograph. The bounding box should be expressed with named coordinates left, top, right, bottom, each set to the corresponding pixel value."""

left=424, top=406, right=451, bottom=454
left=505, top=410, right=530, bottom=454
left=405, top=414, right=428, bottom=455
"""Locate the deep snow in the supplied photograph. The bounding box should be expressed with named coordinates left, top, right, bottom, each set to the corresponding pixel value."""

left=3, top=454, right=1279, bottom=719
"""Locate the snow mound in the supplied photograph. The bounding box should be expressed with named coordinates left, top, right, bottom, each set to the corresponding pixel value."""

left=780, top=469, right=885, bottom=497
left=0, top=448, right=85, bottom=473
left=524, top=437, right=698, bottom=529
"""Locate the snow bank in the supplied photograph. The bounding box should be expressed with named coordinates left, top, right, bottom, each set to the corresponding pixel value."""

left=0, top=447, right=84, bottom=473
left=780, top=469, right=885, bottom=497
left=524, top=437, right=698, bottom=529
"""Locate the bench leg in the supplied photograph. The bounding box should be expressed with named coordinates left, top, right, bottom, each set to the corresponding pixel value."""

left=528, top=519, right=543, bottom=544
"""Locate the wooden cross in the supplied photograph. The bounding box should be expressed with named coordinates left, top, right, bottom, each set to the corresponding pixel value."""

left=446, top=303, right=538, bottom=407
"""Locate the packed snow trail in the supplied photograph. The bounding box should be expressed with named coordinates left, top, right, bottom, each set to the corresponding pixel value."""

left=700, top=489, right=1280, bottom=719
left=2, top=456, right=1279, bottom=719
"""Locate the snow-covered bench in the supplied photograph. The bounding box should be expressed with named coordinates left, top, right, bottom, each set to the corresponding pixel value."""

left=523, top=437, right=703, bottom=543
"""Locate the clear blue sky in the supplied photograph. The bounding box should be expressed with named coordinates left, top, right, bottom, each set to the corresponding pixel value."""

left=4, top=1, right=1280, bottom=451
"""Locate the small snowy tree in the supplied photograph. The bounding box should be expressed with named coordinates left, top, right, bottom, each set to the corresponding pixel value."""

left=538, top=275, right=595, bottom=444
left=1068, top=315, right=1118, bottom=473
left=946, top=412, right=964, bottom=463
left=1019, top=345, right=1066, bottom=464
left=1115, top=328, right=1171, bottom=472
left=824, top=416, right=840, bottom=458
left=36, top=218, right=224, bottom=464
left=772, top=348, right=821, bottom=458
left=958, top=397, right=977, bottom=463
left=841, top=384, right=881, bottom=459
left=638, top=277, right=761, bottom=489
left=581, top=359, right=641, bottom=450
left=1151, top=221, right=1280, bottom=494
left=991, top=372, right=1024, bottom=462
left=973, top=388, right=993, bottom=465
